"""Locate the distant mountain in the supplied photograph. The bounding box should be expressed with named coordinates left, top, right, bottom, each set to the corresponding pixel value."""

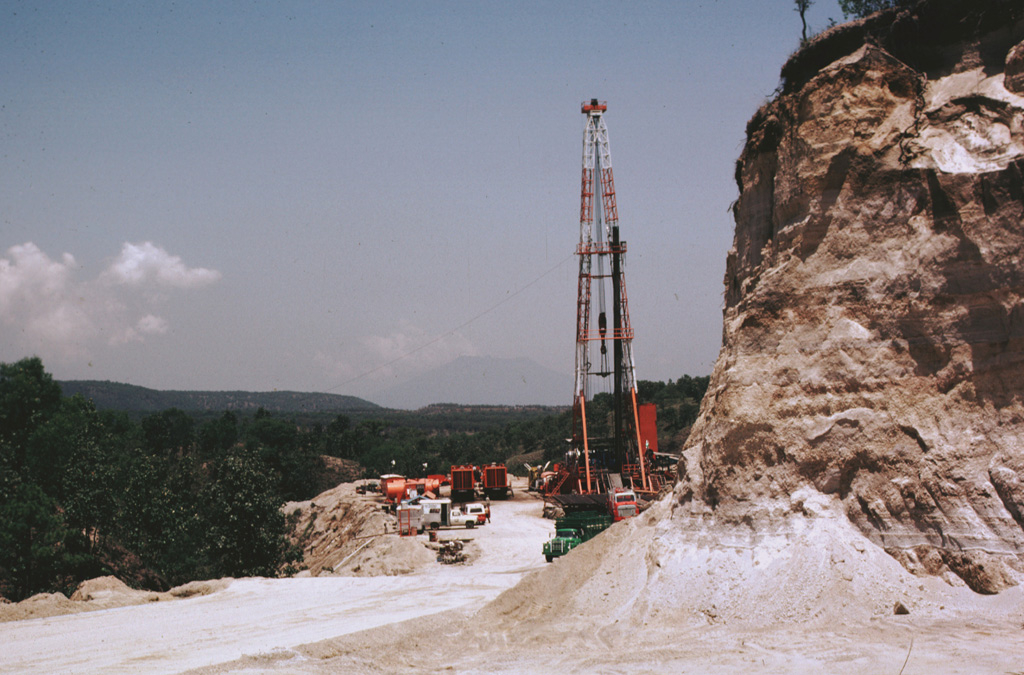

left=58, top=380, right=380, bottom=414
left=373, top=356, right=569, bottom=410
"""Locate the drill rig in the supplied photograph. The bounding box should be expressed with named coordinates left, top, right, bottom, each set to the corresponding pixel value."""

left=547, top=100, right=661, bottom=499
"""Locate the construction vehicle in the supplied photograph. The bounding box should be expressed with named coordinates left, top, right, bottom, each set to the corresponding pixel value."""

left=608, top=488, right=638, bottom=521
left=481, top=463, right=513, bottom=499
left=542, top=511, right=613, bottom=562
left=379, top=474, right=445, bottom=505
left=450, top=465, right=477, bottom=502
left=419, top=498, right=477, bottom=529
left=524, top=462, right=551, bottom=492
left=380, top=474, right=409, bottom=504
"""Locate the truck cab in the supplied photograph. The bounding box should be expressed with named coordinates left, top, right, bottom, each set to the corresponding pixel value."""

left=541, top=511, right=613, bottom=562
left=608, top=488, right=638, bottom=521
left=542, top=527, right=583, bottom=562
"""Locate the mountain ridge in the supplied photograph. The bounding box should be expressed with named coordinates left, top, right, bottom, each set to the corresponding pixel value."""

left=57, top=380, right=380, bottom=414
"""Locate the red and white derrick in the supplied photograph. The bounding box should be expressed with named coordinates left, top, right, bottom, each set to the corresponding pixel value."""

left=566, top=99, right=651, bottom=495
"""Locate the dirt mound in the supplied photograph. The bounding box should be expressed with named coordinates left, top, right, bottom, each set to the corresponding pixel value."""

left=69, top=576, right=152, bottom=603
left=333, top=533, right=438, bottom=576
left=284, top=481, right=436, bottom=577
left=168, top=578, right=232, bottom=598
left=0, top=577, right=236, bottom=624
left=481, top=490, right=999, bottom=634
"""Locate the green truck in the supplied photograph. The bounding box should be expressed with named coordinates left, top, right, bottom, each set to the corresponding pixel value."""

left=542, top=511, right=613, bottom=562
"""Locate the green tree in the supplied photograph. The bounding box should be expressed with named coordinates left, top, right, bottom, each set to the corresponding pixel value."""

left=0, top=482, right=86, bottom=600
left=323, top=414, right=353, bottom=459
left=198, top=411, right=239, bottom=460
left=202, top=447, right=288, bottom=578
left=245, top=412, right=318, bottom=501
left=0, top=357, right=63, bottom=477
left=141, top=408, right=195, bottom=456
left=27, top=396, right=122, bottom=552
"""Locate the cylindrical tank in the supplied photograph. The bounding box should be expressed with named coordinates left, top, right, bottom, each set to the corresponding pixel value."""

left=383, top=477, right=407, bottom=503
left=422, top=476, right=441, bottom=495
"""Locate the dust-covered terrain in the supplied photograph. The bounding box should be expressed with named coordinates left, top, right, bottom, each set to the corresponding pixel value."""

left=192, top=489, right=1024, bottom=674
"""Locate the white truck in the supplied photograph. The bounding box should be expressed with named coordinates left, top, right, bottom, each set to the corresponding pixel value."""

left=419, top=498, right=477, bottom=529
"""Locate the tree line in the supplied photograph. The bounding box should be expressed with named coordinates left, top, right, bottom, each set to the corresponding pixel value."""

left=0, top=357, right=707, bottom=601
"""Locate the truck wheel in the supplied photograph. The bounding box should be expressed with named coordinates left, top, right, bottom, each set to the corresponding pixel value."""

left=430, top=523, right=439, bottom=530
left=466, top=521, right=475, bottom=529
left=545, top=555, right=553, bottom=563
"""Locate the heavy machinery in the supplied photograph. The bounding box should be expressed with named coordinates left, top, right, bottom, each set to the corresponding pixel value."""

left=547, top=99, right=661, bottom=499
left=450, top=465, right=477, bottom=502
left=608, top=487, right=638, bottom=521
left=542, top=511, right=614, bottom=562
left=380, top=475, right=443, bottom=504
left=524, top=462, right=550, bottom=492
left=481, top=463, right=513, bottom=499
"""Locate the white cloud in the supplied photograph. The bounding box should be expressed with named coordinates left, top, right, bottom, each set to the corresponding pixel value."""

left=136, top=314, right=169, bottom=335
left=0, top=241, right=220, bottom=361
left=0, top=243, right=96, bottom=354
left=108, top=314, right=170, bottom=345
left=104, top=241, right=221, bottom=288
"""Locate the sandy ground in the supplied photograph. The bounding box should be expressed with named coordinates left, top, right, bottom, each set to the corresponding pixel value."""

left=4, top=483, right=1024, bottom=674
left=193, top=488, right=1024, bottom=675
left=0, top=481, right=550, bottom=675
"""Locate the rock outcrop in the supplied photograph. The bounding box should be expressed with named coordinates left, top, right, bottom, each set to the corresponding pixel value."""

left=679, top=0, right=1024, bottom=593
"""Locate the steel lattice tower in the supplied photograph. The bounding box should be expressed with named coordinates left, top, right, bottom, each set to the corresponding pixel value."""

left=568, top=99, right=649, bottom=495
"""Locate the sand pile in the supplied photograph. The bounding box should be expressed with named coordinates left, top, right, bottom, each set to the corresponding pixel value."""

left=487, top=488, right=1021, bottom=632
left=259, top=488, right=1024, bottom=673
left=0, top=576, right=232, bottom=624
left=69, top=576, right=156, bottom=604
left=284, top=481, right=438, bottom=577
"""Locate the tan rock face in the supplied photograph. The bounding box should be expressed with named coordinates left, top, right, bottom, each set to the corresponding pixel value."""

left=680, top=0, right=1024, bottom=593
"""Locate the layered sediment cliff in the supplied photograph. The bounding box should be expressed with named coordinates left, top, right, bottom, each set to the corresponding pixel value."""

left=679, top=0, right=1024, bottom=593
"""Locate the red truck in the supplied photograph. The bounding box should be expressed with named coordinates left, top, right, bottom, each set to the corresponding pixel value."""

left=450, top=465, right=477, bottom=502
left=481, top=463, right=513, bottom=499
left=608, top=488, right=638, bottom=521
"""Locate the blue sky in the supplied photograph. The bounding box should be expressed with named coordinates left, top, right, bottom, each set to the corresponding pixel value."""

left=1, top=0, right=847, bottom=401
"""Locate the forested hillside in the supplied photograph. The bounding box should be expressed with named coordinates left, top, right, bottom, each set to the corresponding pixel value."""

left=58, top=381, right=380, bottom=414
left=1, top=357, right=706, bottom=601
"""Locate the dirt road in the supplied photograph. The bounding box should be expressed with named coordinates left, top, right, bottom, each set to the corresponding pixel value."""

left=0, top=488, right=551, bottom=675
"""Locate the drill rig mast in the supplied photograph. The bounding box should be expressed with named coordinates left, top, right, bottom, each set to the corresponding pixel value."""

left=556, top=99, right=654, bottom=496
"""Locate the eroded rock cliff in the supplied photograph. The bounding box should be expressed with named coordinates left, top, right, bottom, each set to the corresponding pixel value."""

left=679, top=0, right=1024, bottom=593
